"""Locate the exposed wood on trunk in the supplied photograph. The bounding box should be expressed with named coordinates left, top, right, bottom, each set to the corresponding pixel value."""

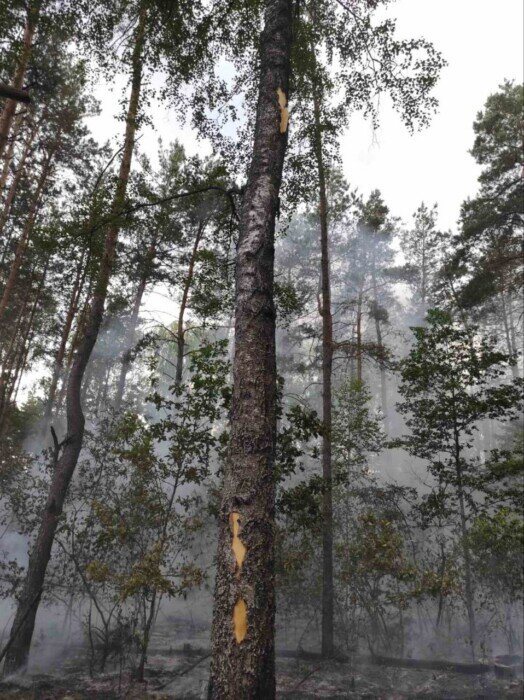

left=2, top=8, right=147, bottom=673
left=0, top=0, right=40, bottom=161
left=209, top=1, right=293, bottom=697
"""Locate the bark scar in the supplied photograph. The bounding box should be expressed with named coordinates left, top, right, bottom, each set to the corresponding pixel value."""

left=277, top=88, right=289, bottom=133
left=229, top=512, right=246, bottom=576
left=229, top=513, right=248, bottom=643
left=233, top=598, right=247, bottom=643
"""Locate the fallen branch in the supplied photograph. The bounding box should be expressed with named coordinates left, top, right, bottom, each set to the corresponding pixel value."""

left=371, top=653, right=490, bottom=675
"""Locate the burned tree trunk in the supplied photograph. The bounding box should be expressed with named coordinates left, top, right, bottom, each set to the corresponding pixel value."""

left=2, top=8, right=147, bottom=674
left=0, top=0, right=40, bottom=161
left=208, top=1, right=293, bottom=697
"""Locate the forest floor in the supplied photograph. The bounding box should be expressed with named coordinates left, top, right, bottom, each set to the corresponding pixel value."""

left=0, top=617, right=522, bottom=699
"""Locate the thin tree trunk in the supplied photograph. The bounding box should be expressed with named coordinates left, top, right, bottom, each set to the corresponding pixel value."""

left=0, top=270, right=34, bottom=424
left=506, top=293, right=520, bottom=378
left=0, top=260, right=47, bottom=433
left=55, top=279, right=93, bottom=412
left=356, top=293, right=363, bottom=382
left=3, top=9, right=147, bottom=673
left=0, top=137, right=58, bottom=324
left=312, top=88, right=334, bottom=657
left=175, top=221, right=204, bottom=386
left=0, top=0, right=40, bottom=162
left=0, top=115, right=40, bottom=245
left=371, top=244, right=388, bottom=427
left=453, top=427, right=476, bottom=660
left=500, top=291, right=517, bottom=379
left=0, top=109, right=24, bottom=196
left=114, top=238, right=157, bottom=409
left=43, top=250, right=90, bottom=425
left=136, top=290, right=190, bottom=682
left=208, top=2, right=293, bottom=696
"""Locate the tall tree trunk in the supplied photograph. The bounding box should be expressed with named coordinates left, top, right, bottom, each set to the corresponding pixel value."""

left=371, top=242, right=388, bottom=427
left=0, top=0, right=40, bottom=162
left=135, top=257, right=195, bottom=681
left=312, top=90, right=334, bottom=657
left=0, top=260, right=47, bottom=433
left=0, top=115, right=40, bottom=246
left=114, top=238, right=157, bottom=410
left=0, top=109, right=24, bottom=196
left=175, top=221, right=204, bottom=386
left=500, top=291, right=517, bottom=378
left=208, top=1, right=293, bottom=697
left=356, top=292, right=363, bottom=382
left=2, top=9, right=147, bottom=674
left=0, top=269, right=34, bottom=423
left=506, top=292, right=520, bottom=378
left=0, top=136, right=58, bottom=324
left=55, top=278, right=94, bottom=412
left=43, top=250, right=90, bottom=425
left=453, top=427, right=477, bottom=660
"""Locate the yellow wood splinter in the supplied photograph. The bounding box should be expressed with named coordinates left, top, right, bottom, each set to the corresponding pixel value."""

left=229, top=512, right=246, bottom=575
left=233, top=598, right=247, bottom=643
left=277, top=87, right=289, bottom=133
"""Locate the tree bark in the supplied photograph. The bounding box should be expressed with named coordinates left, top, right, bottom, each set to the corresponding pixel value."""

left=2, top=8, right=147, bottom=674
left=356, top=292, right=363, bottom=382
left=371, top=242, right=388, bottom=427
left=0, top=260, right=47, bottom=433
left=43, top=250, right=90, bottom=425
left=175, top=221, right=204, bottom=386
left=114, top=238, right=157, bottom=410
left=0, top=114, right=41, bottom=248
left=208, top=1, right=293, bottom=697
left=312, top=90, right=334, bottom=657
left=453, top=422, right=477, bottom=660
left=0, top=0, right=40, bottom=162
left=0, top=109, right=24, bottom=197
left=0, top=136, right=58, bottom=325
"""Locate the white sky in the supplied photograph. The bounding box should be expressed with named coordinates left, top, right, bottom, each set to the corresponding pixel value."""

left=87, top=0, right=524, bottom=236
left=341, top=0, right=524, bottom=231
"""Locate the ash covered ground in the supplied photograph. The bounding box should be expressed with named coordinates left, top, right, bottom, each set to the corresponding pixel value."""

left=0, top=618, right=522, bottom=699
